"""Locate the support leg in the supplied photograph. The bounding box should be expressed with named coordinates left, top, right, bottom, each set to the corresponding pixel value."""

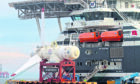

left=57, top=17, right=62, bottom=32
left=39, top=62, right=43, bottom=82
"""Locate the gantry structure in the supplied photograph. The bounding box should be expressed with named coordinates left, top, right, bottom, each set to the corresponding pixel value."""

left=9, top=0, right=89, bottom=19
left=9, top=0, right=89, bottom=32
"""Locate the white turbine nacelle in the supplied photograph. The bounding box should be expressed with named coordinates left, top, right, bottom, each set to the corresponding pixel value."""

left=38, top=45, right=80, bottom=63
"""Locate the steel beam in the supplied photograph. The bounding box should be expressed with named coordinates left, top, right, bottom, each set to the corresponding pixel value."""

left=9, top=0, right=84, bottom=19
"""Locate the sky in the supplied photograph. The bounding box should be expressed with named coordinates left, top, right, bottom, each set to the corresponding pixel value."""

left=0, top=0, right=71, bottom=80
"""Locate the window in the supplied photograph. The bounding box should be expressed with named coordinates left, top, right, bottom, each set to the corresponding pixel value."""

left=96, top=32, right=98, bottom=37
left=83, top=11, right=123, bottom=21
left=99, top=32, right=102, bottom=35
left=90, top=29, right=93, bottom=32
left=107, top=0, right=116, bottom=8
left=114, top=62, right=116, bottom=65
left=95, top=51, right=98, bottom=54
left=125, top=2, right=129, bottom=8
left=118, top=31, right=122, bottom=36
left=84, top=12, right=104, bottom=21
left=71, top=15, right=85, bottom=21
left=123, top=31, right=131, bottom=34
left=64, top=38, right=70, bottom=45
left=85, top=49, right=92, bottom=55
left=101, top=62, right=104, bottom=65
left=123, top=31, right=131, bottom=37
left=71, top=23, right=73, bottom=26
left=57, top=41, right=63, bottom=45
left=108, top=62, right=110, bottom=65
left=77, top=62, right=79, bottom=66
left=85, top=60, right=92, bottom=66
left=92, top=60, right=98, bottom=65
left=80, top=62, right=82, bottom=66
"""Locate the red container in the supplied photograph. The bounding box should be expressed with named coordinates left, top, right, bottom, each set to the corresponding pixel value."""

left=101, top=30, right=123, bottom=42
left=79, top=32, right=101, bottom=43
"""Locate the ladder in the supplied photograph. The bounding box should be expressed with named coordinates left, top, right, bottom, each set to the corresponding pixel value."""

left=112, top=8, right=128, bottom=22
left=79, top=0, right=89, bottom=9
left=83, top=66, right=100, bottom=82
left=112, top=8, right=140, bottom=29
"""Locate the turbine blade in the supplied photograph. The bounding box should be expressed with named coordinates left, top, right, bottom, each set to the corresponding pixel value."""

left=11, top=55, right=41, bottom=77
left=35, top=17, right=41, bottom=39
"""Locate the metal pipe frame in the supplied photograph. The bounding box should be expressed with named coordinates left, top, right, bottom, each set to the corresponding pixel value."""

left=39, top=59, right=76, bottom=83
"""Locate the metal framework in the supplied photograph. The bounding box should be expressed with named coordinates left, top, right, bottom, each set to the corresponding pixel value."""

left=9, top=0, right=87, bottom=19
left=40, top=59, right=76, bottom=82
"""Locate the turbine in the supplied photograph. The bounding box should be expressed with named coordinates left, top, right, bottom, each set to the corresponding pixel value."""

left=11, top=8, right=80, bottom=78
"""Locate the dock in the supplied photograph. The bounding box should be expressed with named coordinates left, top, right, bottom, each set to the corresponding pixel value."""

left=7, top=80, right=97, bottom=84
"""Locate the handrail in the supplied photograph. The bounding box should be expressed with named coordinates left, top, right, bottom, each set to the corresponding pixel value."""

left=112, top=8, right=128, bottom=22
left=83, top=66, right=99, bottom=82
